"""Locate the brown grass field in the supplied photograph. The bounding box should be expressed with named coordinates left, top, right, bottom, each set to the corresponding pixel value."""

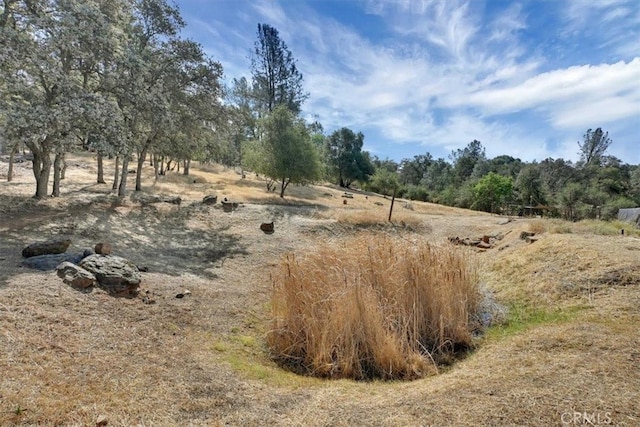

left=0, top=153, right=639, bottom=426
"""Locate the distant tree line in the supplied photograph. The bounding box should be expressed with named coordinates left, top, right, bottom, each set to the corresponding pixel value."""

left=366, top=130, right=640, bottom=221
left=1, top=2, right=638, bottom=218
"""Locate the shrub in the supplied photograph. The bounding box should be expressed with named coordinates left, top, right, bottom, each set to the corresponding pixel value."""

left=403, top=184, right=430, bottom=202
left=267, top=235, right=481, bottom=380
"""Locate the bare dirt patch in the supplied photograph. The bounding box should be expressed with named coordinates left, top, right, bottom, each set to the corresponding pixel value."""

left=1, top=155, right=639, bottom=426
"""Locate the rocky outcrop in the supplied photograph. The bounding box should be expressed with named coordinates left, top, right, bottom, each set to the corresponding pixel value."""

left=56, top=261, right=96, bottom=289
left=79, top=255, right=142, bottom=297
left=22, top=239, right=71, bottom=258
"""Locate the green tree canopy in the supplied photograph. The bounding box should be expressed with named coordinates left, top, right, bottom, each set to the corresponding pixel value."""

left=472, top=172, right=513, bottom=213
left=368, top=168, right=399, bottom=197
left=515, top=164, right=546, bottom=206
left=245, top=105, right=321, bottom=197
left=451, top=139, right=486, bottom=183
left=325, top=127, right=374, bottom=188
left=579, top=128, right=612, bottom=166
left=399, top=154, right=432, bottom=186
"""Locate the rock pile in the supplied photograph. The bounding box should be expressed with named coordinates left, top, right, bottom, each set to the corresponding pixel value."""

left=21, top=239, right=143, bottom=297
left=449, top=234, right=504, bottom=250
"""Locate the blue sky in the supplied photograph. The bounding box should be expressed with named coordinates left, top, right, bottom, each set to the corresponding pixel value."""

left=175, top=0, right=640, bottom=165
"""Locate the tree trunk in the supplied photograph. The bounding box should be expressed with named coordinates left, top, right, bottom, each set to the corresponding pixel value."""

left=118, top=156, right=129, bottom=197
left=153, top=153, right=160, bottom=181
left=135, top=148, right=146, bottom=191
left=60, top=153, right=67, bottom=180
left=166, top=159, right=172, bottom=173
left=97, top=153, right=106, bottom=184
left=279, top=177, right=288, bottom=198
left=176, top=160, right=180, bottom=173
left=52, top=152, right=63, bottom=197
left=7, top=142, right=19, bottom=182
left=31, top=146, right=52, bottom=199
left=112, top=156, right=120, bottom=190
left=160, top=156, right=165, bottom=175
left=183, top=159, right=190, bottom=176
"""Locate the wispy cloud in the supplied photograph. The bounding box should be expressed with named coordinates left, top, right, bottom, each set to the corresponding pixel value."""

left=366, top=0, right=479, bottom=63
left=462, top=59, right=640, bottom=128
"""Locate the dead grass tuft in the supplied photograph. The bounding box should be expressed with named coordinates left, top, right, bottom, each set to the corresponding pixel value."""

left=318, top=207, right=427, bottom=230
left=540, top=218, right=640, bottom=237
left=267, top=235, right=481, bottom=380
left=528, top=219, right=547, bottom=234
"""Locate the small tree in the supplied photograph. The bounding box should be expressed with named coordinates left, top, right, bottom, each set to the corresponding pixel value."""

left=247, top=105, right=321, bottom=197
left=367, top=168, right=399, bottom=197
left=472, top=172, right=513, bottom=213
left=515, top=164, right=545, bottom=206
left=325, top=127, right=374, bottom=188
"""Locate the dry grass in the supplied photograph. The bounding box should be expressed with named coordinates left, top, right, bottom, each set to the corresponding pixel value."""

left=532, top=217, right=640, bottom=237
left=267, top=234, right=481, bottom=380
left=1, top=155, right=639, bottom=426
left=317, top=206, right=428, bottom=230
left=528, top=219, right=547, bottom=234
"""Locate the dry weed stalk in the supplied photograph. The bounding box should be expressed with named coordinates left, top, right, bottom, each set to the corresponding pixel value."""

left=267, top=235, right=481, bottom=380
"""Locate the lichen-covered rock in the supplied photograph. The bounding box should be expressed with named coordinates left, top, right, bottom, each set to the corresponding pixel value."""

left=56, top=261, right=96, bottom=289
left=79, top=254, right=141, bottom=297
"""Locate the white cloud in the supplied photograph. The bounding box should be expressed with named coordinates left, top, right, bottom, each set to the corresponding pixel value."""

left=461, top=59, right=640, bottom=129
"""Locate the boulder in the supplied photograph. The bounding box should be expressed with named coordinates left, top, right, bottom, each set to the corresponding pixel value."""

left=94, top=242, right=112, bottom=255
left=520, top=231, right=535, bottom=240
left=260, top=222, right=275, bottom=234
left=22, top=252, right=87, bottom=271
left=476, top=241, right=492, bottom=249
left=222, top=200, right=239, bottom=212
left=202, top=195, right=218, bottom=205
left=79, top=254, right=142, bottom=297
left=56, top=261, right=96, bottom=289
left=22, top=239, right=71, bottom=258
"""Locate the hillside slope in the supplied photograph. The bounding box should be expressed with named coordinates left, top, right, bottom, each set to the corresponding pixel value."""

left=0, top=155, right=638, bottom=426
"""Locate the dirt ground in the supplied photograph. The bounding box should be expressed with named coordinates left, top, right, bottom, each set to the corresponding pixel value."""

left=0, top=154, right=638, bottom=426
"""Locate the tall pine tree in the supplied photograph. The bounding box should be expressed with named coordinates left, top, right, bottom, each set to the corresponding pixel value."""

left=250, top=23, right=307, bottom=115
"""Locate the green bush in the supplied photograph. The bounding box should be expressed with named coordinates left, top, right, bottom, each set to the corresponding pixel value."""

left=402, top=184, right=429, bottom=202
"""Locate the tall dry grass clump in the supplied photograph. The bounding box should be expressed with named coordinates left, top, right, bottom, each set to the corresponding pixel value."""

left=267, top=235, right=482, bottom=380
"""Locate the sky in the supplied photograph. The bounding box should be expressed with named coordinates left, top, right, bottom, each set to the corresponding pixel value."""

left=175, top=0, right=640, bottom=165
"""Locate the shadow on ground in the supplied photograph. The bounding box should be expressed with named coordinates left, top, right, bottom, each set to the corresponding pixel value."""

left=0, top=194, right=248, bottom=286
